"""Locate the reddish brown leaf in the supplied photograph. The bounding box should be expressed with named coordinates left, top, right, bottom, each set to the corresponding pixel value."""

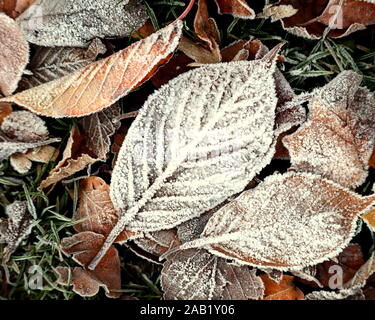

left=0, top=21, right=183, bottom=117
left=0, top=13, right=29, bottom=96
left=214, top=0, right=255, bottom=19
left=260, top=274, right=304, bottom=300
left=0, top=0, right=35, bottom=18
left=0, top=103, right=12, bottom=124
left=39, top=105, right=120, bottom=189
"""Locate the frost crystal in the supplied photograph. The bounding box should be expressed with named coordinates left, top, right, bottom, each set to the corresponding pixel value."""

left=180, top=172, right=375, bottom=270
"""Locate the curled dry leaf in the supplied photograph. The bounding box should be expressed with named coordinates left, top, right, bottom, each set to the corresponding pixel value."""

left=161, top=249, right=264, bottom=300
left=0, top=21, right=183, bottom=118
left=0, top=201, right=32, bottom=263
left=89, top=47, right=283, bottom=270
left=260, top=274, right=304, bottom=300
left=283, top=71, right=375, bottom=189
left=17, top=0, right=148, bottom=47
left=0, top=110, right=60, bottom=162
left=0, top=13, right=29, bottom=96
left=180, top=172, right=375, bottom=270
left=56, top=177, right=136, bottom=298
left=263, top=0, right=375, bottom=39
left=0, top=0, right=35, bottom=18
left=213, top=0, right=255, bottom=19
left=19, top=39, right=106, bottom=90
left=39, top=105, right=120, bottom=189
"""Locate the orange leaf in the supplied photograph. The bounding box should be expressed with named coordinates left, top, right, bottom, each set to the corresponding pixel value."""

left=0, top=21, right=183, bottom=118
left=260, top=274, right=304, bottom=300
left=0, top=103, right=12, bottom=125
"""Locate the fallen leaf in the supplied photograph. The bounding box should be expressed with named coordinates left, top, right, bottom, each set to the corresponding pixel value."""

left=89, top=47, right=283, bottom=270
left=0, top=21, right=183, bottom=118
left=264, top=0, right=375, bottom=38
left=18, top=39, right=106, bottom=90
left=161, top=248, right=264, bottom=300
left=39, top=105, right=120, bottom=189
left=213, top=0, right=255, bottom=19
left=17, top=0, right=148, bottom=47
left=10, top=145, right=58, bottom=174
left=56, top=177, right=137, bottom=298
left=0, top=110, right=60, bottom=162
left=1, top=110, right=48, bottom=142
left=344, top=252, right=375, bottom=290
left=0, top=201, right=33, bottom=263
left=180, top=172, right=375, bottom=269
left=0, top=103, right=12, bottom=124
left=0, top=13, right=29, bottom=96
left=260, top=274, right=304, bottom=300
left=0, top=0, right=35, bottom=18
left=362, top=209, right=375, bottom=231
left=283, top=71, right=375, bottom=189
left=306, top=288, right=363, bottom=300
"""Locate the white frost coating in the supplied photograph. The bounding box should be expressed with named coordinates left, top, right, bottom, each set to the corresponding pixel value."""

left=179, top=171, right=375, bottom=270
left=284, top=71, right=375, bottom=189
left=306, top=288, right=364, bottom=300
left=161, top=248, right=264, bottom=300
left=17, top=0, right=148, bottom=47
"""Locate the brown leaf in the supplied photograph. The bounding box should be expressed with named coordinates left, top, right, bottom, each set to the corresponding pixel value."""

left=0, top=102, right=12, bottom=124
left=161, top=248, right=264, bottom=300
left=0, top=13, right=29, bottom=96
left=264, top=0, right=375, bottom=38
left=362, top=209, right=375, bottom=231
left=57, top=232, right=121, bottom=298
left=57, top=177, right=137, bottom=298
left=180, top=172, right=375, bottom=269
left=369, top=148, right=375, bottom=169
left=39, top=105, right=120, bottom=189
left=18, top=39, right=106, bottom=91
left=0, top=0, right=35, bottom=18
left=213, top=0, right=255, bottom=19
left=194, top=0, right=221, bottom=62
left=0, top=201, right=33, bottom=263
left=283, top=71, right=375, bottom=189
left=260, top=274, right=304, bottom=300
left=10, top=145, right=59, bottom=174
left=0, top=21, right=183, bottom=118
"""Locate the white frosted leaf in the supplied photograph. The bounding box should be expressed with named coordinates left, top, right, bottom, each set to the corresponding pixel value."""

left=17, top=0, right=148, bottom=47
left=306, top=288, right=365, bottom=300
left=284, top=71, right=375, bottom=189
left=88, top=49, right=281, bottom=270
left=1, top=111, right=48, bottom=142
left=161, top=248, right=264, bottom=300
left=0, top=201, right=33, bottom=262
left=19, top=39, right=106, bottom=90
left=180, top=172, right=375, bottom=270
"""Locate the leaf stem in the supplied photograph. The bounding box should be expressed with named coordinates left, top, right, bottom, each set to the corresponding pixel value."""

left=176, top=0, right=195, bottom=21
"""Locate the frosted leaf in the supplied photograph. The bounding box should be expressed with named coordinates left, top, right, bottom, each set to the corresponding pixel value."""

left=0, top=21, right=183, bottom=118
left=284, top=71, right=375, bottom=189
left=260, top=274, right=304, bottom=300
left=180, top=172, right=375, bottom=270
left=259, top=4, right=298, bottom=22
left=213, top=0, right=255, bottom=19
left=161, top=248, right=264, bottom=300
left=266, top=0, right=375, bottom=38
left=0, top=13, right=29, bottom=96
left=131, top=229, right=181, bottom=263
left=39, top=105, right=120, bottom=189
left=0, top=201, right=33, bottom=263
left=306, top=288, right=365, bottom=300
left=177, top=210, right=214, bottom=243
left=17, top=0, right=148, bottom=47
left=19, top=39, right=106, bottom=90
left=221, top=265, right=264, bottom=300
left=343, top=252, right=375, bottom=290
left=1, top=111, right=48, bottom=142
